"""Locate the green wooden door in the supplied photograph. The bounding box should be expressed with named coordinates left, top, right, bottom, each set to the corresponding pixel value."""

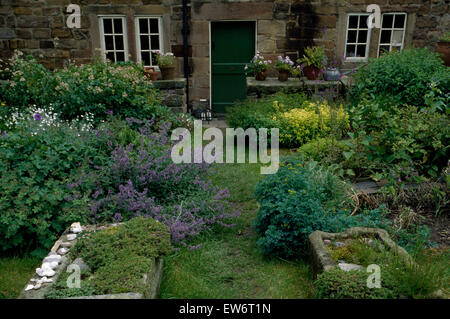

left=211, top=21, right=255, bottom=114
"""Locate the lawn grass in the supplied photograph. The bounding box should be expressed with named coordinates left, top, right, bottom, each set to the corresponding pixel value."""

left=0, top=256, right=41, bottom=299
left=159, top=154, right=316, bottom=299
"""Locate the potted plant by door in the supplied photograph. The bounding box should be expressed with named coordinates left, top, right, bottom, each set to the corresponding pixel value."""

left=275, top=55, right=294, bottom=81
left=244, top=52, right=271, bottom=81
left=156, top=51, right=176, bottom=80
left=323, top=57, right=342, bottom=81
left=436, top=32, right=450, bottom=67
left=297, top=46, right=326, bottom=80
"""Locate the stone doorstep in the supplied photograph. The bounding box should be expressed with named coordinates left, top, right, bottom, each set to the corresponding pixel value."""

left=18, top=223, right=164, bottom=300
left=307, top=227, right=414, bottom=278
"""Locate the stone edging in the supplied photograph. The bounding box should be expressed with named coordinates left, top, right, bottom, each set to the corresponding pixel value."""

left=307, top=227, right=414, bottom=277
left=18, top=222, right=164, bottom=299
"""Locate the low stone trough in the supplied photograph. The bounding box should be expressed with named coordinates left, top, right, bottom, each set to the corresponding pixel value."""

left=308, top=227, right=414, bottom=277
left=18, top=222, right=164, bottom=299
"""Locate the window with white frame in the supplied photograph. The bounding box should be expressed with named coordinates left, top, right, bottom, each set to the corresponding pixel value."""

left=344, top=14, right=371, bottom=60
left=99, top=16, right=128, bottom=63
left=378, top=13, right=407, bottom=56
left=135, top=16, right=163, bottom=67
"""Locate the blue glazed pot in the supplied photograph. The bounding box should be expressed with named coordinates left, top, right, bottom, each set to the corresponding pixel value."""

left=324, top=68, right=341, bottom=81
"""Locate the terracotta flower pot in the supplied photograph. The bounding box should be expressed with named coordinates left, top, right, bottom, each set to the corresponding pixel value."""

left=435, top=41, right=450, bottom=67
left=277, top=69, right=290, bottom=82
left=160, top=66, right=175, bottom=80
left=254, top=70, right=268, bottom=81
left=144, top=67, right=159, bottom=81
left=303, top=65, right=321, bottom=80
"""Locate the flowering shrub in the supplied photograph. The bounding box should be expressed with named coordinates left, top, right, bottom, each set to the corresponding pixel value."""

left=274, top=55, right=294, bottom=72
left=244, top=52, right=271, bottom=73
left=0, top=51, right=55, bottom=116
left=0, top=52, right=175, bottom=128
left=71, top=118, right=237, bottom=247
left=273, top=100, right=349, bottom=147
left=155, top=51, right=175, bottom=67
left=50, top=59, right=162, bottom=125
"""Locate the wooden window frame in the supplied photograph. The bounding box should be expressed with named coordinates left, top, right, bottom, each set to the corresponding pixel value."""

left=135, top=16, right=163, bottom=67
left=98, top=15, right=129, bottom=63
left=344, top=13, right=372, bottom=62
left=378, top=13, right=407, bottom=57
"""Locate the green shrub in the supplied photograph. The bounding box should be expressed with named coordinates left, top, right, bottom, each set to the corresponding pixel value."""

left=350, top=48, right=449, bottom=108
left=347, top=101, right=450, bottom=179
left=253, top=159, right=391, bottom=258
left=226, top=92, right=348, bottom=148
left=0, top=119, right=112, bottom=255
left=72, top=217, right=172, bottom=295
left=0, top=52, right=54, bottom=110
left=316, top=243, right=449, bottom=299
left=315, top=268, right=396, bottom=299
left=0, top=53, right=180, bottom=128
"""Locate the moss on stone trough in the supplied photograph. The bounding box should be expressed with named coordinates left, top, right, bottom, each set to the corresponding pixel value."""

left=19, top=217, right=171, bottom=299
left=308, top=227, right=414, bottom=278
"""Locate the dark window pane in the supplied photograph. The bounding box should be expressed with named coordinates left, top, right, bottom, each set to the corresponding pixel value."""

left=116, top=52, right=125, bottom=62
left=106, top=51, right=115, bottom=62
left=139, top=19, right=149, bottom=34
left=113, top=19, right=123, bottom=34
left=115, top=36, right=124, bottom=50
left=346, top=44, right=356, bottom=57
left=394, top=14, right=405, bottom=28
left=151, top=52, right=157, bottom=65
left=150, top=19, right=159, bottom=33
left=356, top=45, right=366, bottom=57
left=382, top=14, right=393, bottom=28
left=141, top=52, right=151, bottom=66
left=380, top=30, right=391, bottom=44
left=358, top=30, right=367, bottom=43
left=103, top=19, right=113, bottom=34
left=379, top=45, right=390, bottom=56
left=105, top=35, right=114, bottom=50
left=150, top=35, right=160, bottom=50
left=140, top=35, right=150, bottom=50
left=347, top=30, right=357, bottom=43
left=360, top=15, right=368, bottom=28
left=349, top=15, right=358, bottom=28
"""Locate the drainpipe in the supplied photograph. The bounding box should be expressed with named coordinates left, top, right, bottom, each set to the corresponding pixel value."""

left=182, top=0, right=191, bottom=113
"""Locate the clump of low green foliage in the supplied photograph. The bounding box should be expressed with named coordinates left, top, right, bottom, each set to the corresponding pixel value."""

left=71, top=217, right=172, bottom=295
left=315, top=240, right=449, bottom=299
left=315, top=268, right=396, bottom=299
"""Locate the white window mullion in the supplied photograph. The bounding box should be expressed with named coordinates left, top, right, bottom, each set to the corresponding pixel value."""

left=135, top=16, right=163, bottom=67
left=99, top=16, right=128, bottom=63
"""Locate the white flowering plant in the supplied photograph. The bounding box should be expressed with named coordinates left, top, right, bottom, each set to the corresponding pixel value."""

left=244, top=52, right=271, bottom=74
left=155, top=51, right=175, bottom=67
left=0, top=52, right=166, bottom=128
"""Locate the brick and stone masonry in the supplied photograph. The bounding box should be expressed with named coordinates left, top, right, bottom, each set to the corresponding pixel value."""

left=0, top=0, right=448, bottom=108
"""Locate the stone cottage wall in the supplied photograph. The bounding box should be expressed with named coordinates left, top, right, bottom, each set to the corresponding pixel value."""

left=0, top=0, right=448, bottom=107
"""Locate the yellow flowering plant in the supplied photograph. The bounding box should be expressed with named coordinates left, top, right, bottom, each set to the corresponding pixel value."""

left=273, top=100, right=349, bottom=147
